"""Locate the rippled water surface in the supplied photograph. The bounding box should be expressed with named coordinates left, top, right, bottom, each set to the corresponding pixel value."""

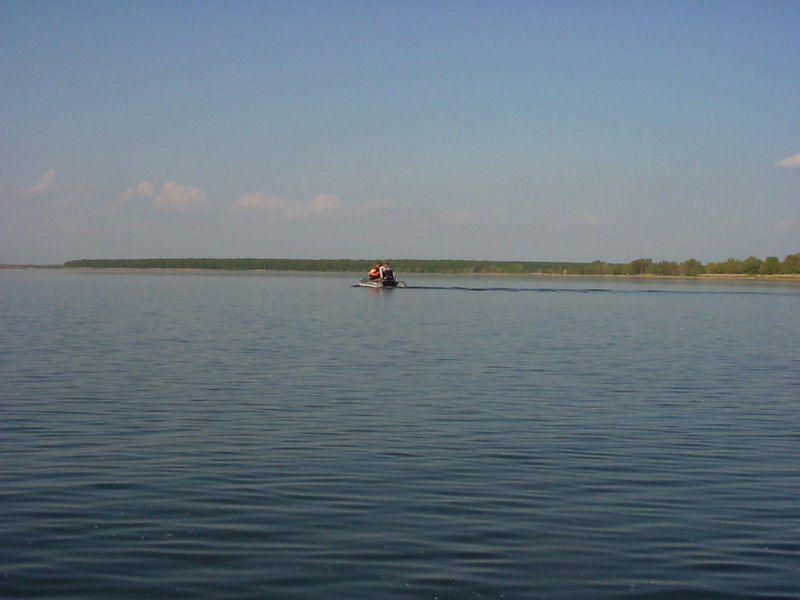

left=2, top=269, right=799, bottom=599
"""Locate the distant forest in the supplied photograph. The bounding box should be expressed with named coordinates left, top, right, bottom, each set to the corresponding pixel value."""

left=63, top=253, right=800, bottom=276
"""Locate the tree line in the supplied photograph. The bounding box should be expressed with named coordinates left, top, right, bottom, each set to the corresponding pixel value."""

left=64, top=258, right=372, bottom=272
left=62, top=257, right=586, bottom=273
left=574, top=253, right=800, bottom=276
left=63, top=253, right=800, bottom=276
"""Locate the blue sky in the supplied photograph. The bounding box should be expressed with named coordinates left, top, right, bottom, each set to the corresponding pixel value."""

left=2, top=1, right=798, bottom=264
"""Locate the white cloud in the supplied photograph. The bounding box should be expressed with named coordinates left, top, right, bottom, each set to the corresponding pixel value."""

left=233, top=191, right=340, bottom=219
left=117, top=181, right=156, bottom=203
left=774, top=153, right=800, bottom=168
left=20, top=169, right=96, bottom=205
left=290, top=192, right=339, bottom=218
left=154, top=181, right=209, bottom=211
left=137, top=181, right=156, bottom=197
left=24, top=169, right=59, bottom=194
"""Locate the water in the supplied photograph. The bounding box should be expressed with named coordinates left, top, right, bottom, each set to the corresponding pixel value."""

left=2, top=269, right=799, bottom=599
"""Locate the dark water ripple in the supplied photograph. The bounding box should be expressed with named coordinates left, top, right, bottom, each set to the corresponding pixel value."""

left=407, top=284, right=797, bottom=296
left=2, top=271, right=799, bottom=599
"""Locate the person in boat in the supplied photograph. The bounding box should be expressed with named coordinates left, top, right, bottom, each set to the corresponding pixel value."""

left=379, top=262, right=395, bottom=283
left=367, top=263, right=381, bottom=280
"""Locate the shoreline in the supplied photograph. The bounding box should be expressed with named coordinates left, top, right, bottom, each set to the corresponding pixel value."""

left=3, top=264, right=800, bottom=280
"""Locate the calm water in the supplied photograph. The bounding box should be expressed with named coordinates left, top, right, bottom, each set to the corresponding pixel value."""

left=2, top=269, right=799, bottom=599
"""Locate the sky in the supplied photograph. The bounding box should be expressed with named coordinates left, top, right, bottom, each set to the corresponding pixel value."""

left=2, top=1, right=799, bottom=265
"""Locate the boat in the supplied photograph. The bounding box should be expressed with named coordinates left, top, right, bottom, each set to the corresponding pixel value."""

left=358, top=262, right=406, bottom=288
left=357, top=277, right=407, bottom=288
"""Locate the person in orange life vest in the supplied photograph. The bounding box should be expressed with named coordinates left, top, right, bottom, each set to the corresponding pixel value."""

left=368, top=264, right=381, bottom=280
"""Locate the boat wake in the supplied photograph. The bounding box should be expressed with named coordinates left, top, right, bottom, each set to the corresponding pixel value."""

left=393, top=285, right=785, bottom=296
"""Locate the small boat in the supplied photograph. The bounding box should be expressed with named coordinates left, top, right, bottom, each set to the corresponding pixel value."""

left=357, top=277, right=407, bottom=288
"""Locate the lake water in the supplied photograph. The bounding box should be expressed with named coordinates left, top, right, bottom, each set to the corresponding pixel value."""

left=2, top=269, right=799, bottom=599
